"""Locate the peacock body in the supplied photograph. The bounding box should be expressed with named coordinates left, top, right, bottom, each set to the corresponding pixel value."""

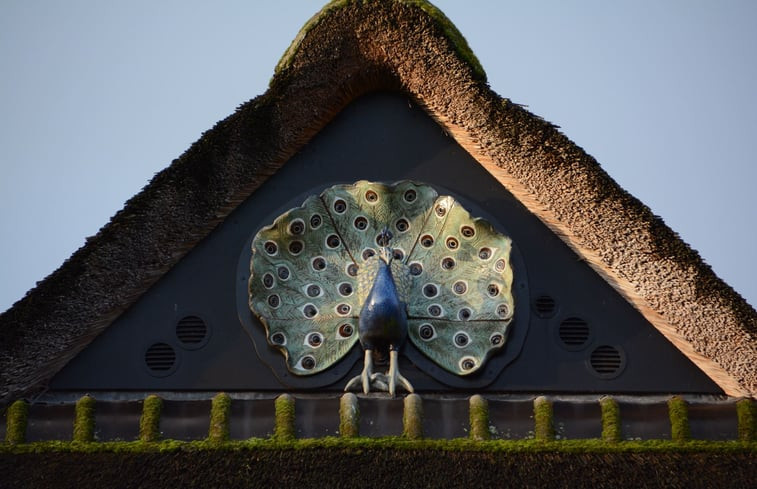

left=249, top=180, right=514, bottom=394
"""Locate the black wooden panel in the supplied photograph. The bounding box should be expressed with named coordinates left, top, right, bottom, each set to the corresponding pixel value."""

left=49, top=93, right=722, bottom=395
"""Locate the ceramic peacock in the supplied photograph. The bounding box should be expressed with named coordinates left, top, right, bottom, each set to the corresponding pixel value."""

left=249, top=180, right=514, bottom=395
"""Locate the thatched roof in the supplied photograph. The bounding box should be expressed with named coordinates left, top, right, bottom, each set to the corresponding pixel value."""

left=1, top=0, right=755, bottom=403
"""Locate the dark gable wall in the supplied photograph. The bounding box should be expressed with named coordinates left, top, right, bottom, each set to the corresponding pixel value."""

left=50, top=94, right=721, bottom=394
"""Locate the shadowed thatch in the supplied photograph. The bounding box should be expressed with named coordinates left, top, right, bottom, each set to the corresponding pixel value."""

left=0, top=0, right=755, bottom=403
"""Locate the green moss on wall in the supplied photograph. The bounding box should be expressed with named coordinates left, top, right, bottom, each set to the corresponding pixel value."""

left=139, top=395, right=162, bottom=443
left=274, top=0, right=486, bottom=82
left=274, top=394, right=296, bottom=441
left=668, top=396, right=690, bottom=442
left=5, top=399, right=28, bottom=445
left=736, top=398, right=755, bottom=442
left=73, top=395, right=95, bottom=443
left=339, top=393, right=359, bottom=438
left=600, top=396, right=621, bottom=443
left=208, top=393, right=231, bottom=443
left=534, top=396, right=554, bottom=442
left=469, top=395, right=489, bottom=441
left=402, top=394, right=423, bottom=440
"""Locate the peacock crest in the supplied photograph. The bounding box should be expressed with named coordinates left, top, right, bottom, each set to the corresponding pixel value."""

left=249, top=180, right=514, bottom=394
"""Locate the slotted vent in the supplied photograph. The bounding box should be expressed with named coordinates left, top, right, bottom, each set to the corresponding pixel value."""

left=176, top=315, right=208, bottom=348
left=533, top=295, right=557, bottom=318
left=589, top=345, right=624, bottom=379
left=145, top=343, right=176, bottom=375
left=558, top=317, right=591, bottom=349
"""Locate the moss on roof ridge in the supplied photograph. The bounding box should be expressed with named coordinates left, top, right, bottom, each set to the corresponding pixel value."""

left=274, top=0, right=486, bottom=82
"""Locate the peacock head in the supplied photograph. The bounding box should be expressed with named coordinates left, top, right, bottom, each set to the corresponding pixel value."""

left=376, top=227, right=394, bottom=264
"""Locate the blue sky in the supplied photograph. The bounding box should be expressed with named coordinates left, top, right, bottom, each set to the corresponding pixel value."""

left=1, top=0, right=755, bottom=313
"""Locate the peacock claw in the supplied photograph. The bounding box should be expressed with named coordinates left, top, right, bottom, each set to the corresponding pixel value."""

left=344, top=349, right=414, bottom=397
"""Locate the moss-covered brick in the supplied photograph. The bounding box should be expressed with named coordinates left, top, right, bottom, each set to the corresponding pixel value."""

left=139, top=395, right=163, bottom=443
left=402, top=394, right=423, bottom=440
left=600, top=396, right=621, bottom=443
left=668, top=396, right=690, bottom=442
left=208, top=393, right=231, bottom=443
left=73, top=395, right=95, bottom=443
left=5, top=399, right=28, bottom=445
left=339, top=393, right=359, bottom=438
left=469, top=395, right=489, bottom=441
left=534, top=396, right=554, bottom=442
left=736, top=398, right=756, bottom=442
left=274, top=394, right=295, bottom=441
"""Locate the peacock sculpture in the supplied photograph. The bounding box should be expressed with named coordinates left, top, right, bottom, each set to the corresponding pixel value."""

left=249, top=180, right=514, bottom=396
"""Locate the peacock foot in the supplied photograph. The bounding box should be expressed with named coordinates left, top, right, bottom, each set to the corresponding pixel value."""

left=344, top=349, right=414, bottom=396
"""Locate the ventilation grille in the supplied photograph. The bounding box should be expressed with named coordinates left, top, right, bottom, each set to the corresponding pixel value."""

left=589, top=345, right=624, bottom=378
left=558, top=317, right=591, bottom=349
left=533, top=295, right=556, bottom=318
left=145, top=343, right=176, bottom=375
left=176, top=315, right=208, bottom=348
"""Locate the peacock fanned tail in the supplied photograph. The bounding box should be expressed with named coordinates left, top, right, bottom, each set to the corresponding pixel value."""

left=249, top=180, right=515, bottom=377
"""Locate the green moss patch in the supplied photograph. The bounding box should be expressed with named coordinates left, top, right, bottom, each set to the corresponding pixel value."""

left=534, top=396, right=554, bottom=441
left=600, top=396, right=621, bottom=443
left=668, top=396, right=691, bottom=442
left=274, top=394, right=296, bottom=441
left=469, top=395, right=489, bottom=441
left=139, top=395, right=162, bottom=443
left=737, top=398, right=755, bottom=441
left=5, top=400, right=28, bottom=445
left=208, top=393, right=231, bottom=443
left=73, top=396, right=95, bottom=443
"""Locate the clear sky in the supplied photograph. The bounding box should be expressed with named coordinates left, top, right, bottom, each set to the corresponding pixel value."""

left=1, top=1, right=755, bottom=313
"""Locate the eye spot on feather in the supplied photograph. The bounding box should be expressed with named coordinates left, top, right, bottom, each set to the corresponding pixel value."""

left=362, top=248, right=376, bottom=261
left=497, top=303, right=511, bottom=319
left=409, top=262, right=423, bottom=276
left=306, top=332, right=324, bottom=348
left=392, top=248, right=404, bottom=261
left=461, top=225, right=475, bottom=238
left=262, top=273, right=275, bottom=288
left=333, top=199, right=347, bottom=214
left=303, top=304, right=318, bottom=318
left=277, top=266, right=290, bottom=280
left=309, top=214, right=322, bottom=229
left=420, top=235, right=434, bottom=248
left=446, top=237, right=459, bottom=250
left=288, top=240, right=304, bottom=255
left=338, top=282, right=353, bottom=296
left=264, top=241, right=278, bottom=256
left=428, top=304, right=443, bottom=317
left=365, top=190, right=379, bottom=202
left=435, top=204, right=447, bottom=217
left=326, top=234, right=341, bottom=248
left=460, top=357, right=476, bottom=371
left=404, top=189, right=417, bottom=203
left=487, top=284, right=500, bottom=297
left=453, top=280, right=467, bottom=295
left=338, top=323, right=354, bottom=338
left=419, top=323, right=435, bottom=341
left=289, top=219, right=305, bottom=236
left=422, top=283, right=438, bottom=298
left=347, top=263, right=359, bottom=277
left=354, top=216, right=368, bottom=230
left=490, top=333, right=504, bottom=346
left=395, top=218, right=409, bottom=233
left=479, top=247, right=492, bottom=260
left=454, top=332, right=470, bottom=347
left=336, top=303, right=351, bottom=316
left=267, top=294, right=280, bottom=308
left=306, top=284, right=321, bottom=297
left=495, top=259, right=506, bottom=272
left=270, top=332, right=286, bottom=345
left=312, top=256, right=326, bottom=271
left=441, top=257, right=456, bottom=270
left=458, top=308, right=472, bottom=321
left=300, top=355, right=316, bottom=370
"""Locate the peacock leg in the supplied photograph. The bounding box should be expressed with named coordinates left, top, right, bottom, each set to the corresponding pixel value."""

left=387, top=350, right=414, bottom=397
left=345, top=349, right=375, bottom=394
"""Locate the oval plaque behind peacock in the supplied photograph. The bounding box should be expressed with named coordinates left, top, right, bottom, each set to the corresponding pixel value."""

left=249, top=180, right=515, bottom=395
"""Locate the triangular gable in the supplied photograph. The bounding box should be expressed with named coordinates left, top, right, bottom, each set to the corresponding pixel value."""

left=1, top=0, right=754, bottom=403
